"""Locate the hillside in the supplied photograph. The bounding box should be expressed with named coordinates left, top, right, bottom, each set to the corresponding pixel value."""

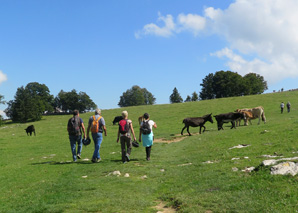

left=1, top=90, right=298, bottom=212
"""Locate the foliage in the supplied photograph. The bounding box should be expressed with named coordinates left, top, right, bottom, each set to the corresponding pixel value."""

left=184, top=95, right=191, bottom=102
left=118, top=85, right=156, bottom=107
left=1, top=90, right=298, bottom=212
left=5, top=82, right=54, bottom=122
left=191, top=91, right=199, bottom=101
left=169, top=87, right=183, bottom=103
left=54, top=89, right=97, bottom=112
left=200, top=71, right=268, bottom=100
left=243, top=73, right=268, bottom=95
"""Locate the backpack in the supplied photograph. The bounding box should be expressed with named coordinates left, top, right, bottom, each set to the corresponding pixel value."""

left=68, top=116, right=81, bottom=136
left=91, top=115, right=102, bottom=133
left=140, top=120, right=151, bottom=135
left=119, top=119, right=130, bottom=134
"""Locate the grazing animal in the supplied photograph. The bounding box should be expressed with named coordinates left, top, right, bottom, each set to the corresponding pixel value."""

left=235, top=111, right=254, bottom=126
left=25, top=125, right=36, bottom=136
left=181, top=113, right=213, bottom=136
left=214, top=112, right=246, bottom=130
left=235, top=106, right=266, bottom=125
left=138, top=115, right=144, bottom=126
left=112, top=116, right=123, bottom=125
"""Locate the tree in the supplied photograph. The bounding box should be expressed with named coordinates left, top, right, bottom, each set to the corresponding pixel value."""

left=118, top=85, right=156, bottom=107
left=5, top=82, right=54, bottom=122
left=184, top=95, right=191, bottom=102
left=200, top=71, right=267, bottom=100
left=191, top=92, right=199, bottom=101
left=243, top=73, right=268, bottom=95
left=170, top=87, right=183, bottom=103
left=0, top=95, right=5, bottom=125
left=55, top=89, right=96, bottom=112
left=199, top=73, right=214, bottom=100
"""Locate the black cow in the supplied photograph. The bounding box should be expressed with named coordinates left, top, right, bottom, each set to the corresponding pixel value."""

left=214, top=112, right=246, bottom=130
left=25, top=125, right=36, bottom=136
left=112, top=116, right=123, bottom=125
left=181, top=113, right=213, bottom=136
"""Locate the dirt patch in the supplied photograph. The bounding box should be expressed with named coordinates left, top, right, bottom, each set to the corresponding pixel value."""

left=154, top=133, right=200, bottom=144
left=155, top=201, right=176, bottom=213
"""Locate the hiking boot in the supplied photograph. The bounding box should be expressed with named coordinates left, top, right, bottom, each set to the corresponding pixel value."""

left=77, top=154, right=81, bottom=159
left=146, top=157, right=150, bottom=161
left=92, top=158, right=101, bottom=163
left=126, top=154, right=130, bottom=162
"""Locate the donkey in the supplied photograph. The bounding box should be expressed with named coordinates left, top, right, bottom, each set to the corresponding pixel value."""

left=181, top=113, right=213, bottom=136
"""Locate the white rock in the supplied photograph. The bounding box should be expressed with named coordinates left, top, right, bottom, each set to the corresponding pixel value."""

left=232, top=167, right=239, bottom=172
left=113, top=171, right=121, bottom=176
left=141, top=175, right=147, bottom=179
left=229, top=144, right=250, bottom=149
left=178, top=163, right=192, bottom=166
left=242, top=167, right=255, bottom=172
left=160, top=169, right=165, bottom=172
left=203, top=161, right=214, bottom=164
left=271, top=162, right=298, bottom=176
left=82, top=176, right=88, bottom=178
left=124, top=173, right=129, bottom=177
left=231, top=158, right=240, bottom=161
left=262, top=159, right=278, bottom=166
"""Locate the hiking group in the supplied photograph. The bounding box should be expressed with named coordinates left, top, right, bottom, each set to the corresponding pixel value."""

left=67, top=109, right=157, bottom=163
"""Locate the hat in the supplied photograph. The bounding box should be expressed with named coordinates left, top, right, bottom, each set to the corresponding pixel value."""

left=83, top=138, right=91, bottom=146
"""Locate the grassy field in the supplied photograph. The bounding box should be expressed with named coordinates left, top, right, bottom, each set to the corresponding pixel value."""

left=1, top=90, right=298, bottom=212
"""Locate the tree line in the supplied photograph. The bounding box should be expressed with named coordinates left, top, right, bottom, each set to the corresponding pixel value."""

left=4, top=82, right=96, bottom=123
left=0, top=70, right=267, bottom=123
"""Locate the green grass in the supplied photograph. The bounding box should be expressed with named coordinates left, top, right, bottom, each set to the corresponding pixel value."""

left=1, top=91, right=298, bottom=212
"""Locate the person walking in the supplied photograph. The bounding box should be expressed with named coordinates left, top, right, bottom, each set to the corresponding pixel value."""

left=87, top=109, right=107, bottom=163
left=67, top=110, right=86, bottom=162
left=280, top=102, right=285, bottom=113
left=139, top=113, right=157, bottom=161
left=116, top=111, right=137, bottom=163
left=287, top=101, right=291, bottom=113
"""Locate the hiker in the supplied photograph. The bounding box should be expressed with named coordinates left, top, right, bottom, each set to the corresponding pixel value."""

left=87, top=109, right=107, bottom=163
left=67, top=110, right=86, bottom=162
left=287, top=101, right=291, bottom=113
left=116, top=111, right=137, bottom=163
left=280, top=102, right=284, bottom=114
left=139, top=113, right=157, bottom=161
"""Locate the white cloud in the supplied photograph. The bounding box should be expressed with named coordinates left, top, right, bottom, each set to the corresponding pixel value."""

left=135, top=12, right=176, bottom=38
left=177, top=13, right=206, bottom=36
left=0, top=71, right=7, bottom=85
left=136, top=0, right=298, bottom=84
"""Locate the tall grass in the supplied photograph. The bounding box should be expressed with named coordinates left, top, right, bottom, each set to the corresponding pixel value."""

left=1, top=91, right=298, bottom=212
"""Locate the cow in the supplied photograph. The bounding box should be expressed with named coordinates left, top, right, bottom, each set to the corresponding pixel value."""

left=235, top=111, right=254, bottom=126
left=25, top=125, right=36, bottom=136
left=112, top=116, right=123, bottom=125
left=235, top=106, right=266, bottom=125
left=181, top=113, right=213, bottom=136
left=214, top=112, right=246, bottom=130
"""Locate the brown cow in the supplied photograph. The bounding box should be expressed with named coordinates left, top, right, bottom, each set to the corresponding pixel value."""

left=235, top=111, right=254, bottom=126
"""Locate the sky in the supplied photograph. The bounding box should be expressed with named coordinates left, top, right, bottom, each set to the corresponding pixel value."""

left=1, top=0, right=298, bottom=118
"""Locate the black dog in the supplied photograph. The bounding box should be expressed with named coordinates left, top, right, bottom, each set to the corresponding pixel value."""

left=112, top=116, right=123, bottom=125
left=25, top=125, right=36, bottom=136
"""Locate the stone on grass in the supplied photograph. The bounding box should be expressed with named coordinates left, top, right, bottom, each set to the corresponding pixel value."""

left=229, top=144, right=250, bottom=149
left=124, top=173, right=130, bottom=177
left=271, top=162, right=298, bottom=176
left=242, top=167, right=255, bottom=172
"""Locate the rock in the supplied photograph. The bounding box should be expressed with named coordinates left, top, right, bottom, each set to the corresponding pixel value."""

left=271, top=162, right=298, bottom=176
left=232, top=167, right=239, bottom=172
left=203, top=161, right=214, bottom=164
left=229, top=144, right=250, bottom=149
left=262, top=159, right=278, bottom=166
left=231, top=158, right=240, bottom=161
left=261, top=130, right=269, bottom=134
left=112, top=171, right=121, bottom=176
left=178, top=163, right=192, bottom=166
left=124, top=173, right=130, bottom=177
left=242, top=167, right=255, bottom=172
left=141, top=175, right=147, bottom=179
left=82, top=175, right=88, bottom=178
left=160, top=169, right=165, bottom=172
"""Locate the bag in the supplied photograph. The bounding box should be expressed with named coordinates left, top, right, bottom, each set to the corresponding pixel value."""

left=140, top=120, right=151, bottom=135
left=132, top=141, right=139, bottom=148
left=119, top=119, right=129, bottom=134
left=91, top=115, right=102, bottom=133
left=68, top=116, right=81, bottom=136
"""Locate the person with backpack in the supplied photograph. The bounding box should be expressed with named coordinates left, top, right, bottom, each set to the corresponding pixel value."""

left=139, top=113, right=157, bottom=161
left=67, top=110, right=86, bottom=162
left=87, top=108, right=107, bottom=163
left=116, top=111, right=137, bottom=163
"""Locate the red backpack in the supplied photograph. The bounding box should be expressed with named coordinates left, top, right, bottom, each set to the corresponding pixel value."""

left=119, top=119, right=129, bottom=134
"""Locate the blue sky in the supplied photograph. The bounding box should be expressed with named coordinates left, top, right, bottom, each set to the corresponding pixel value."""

left=1, top=0, right=298, bottom=117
